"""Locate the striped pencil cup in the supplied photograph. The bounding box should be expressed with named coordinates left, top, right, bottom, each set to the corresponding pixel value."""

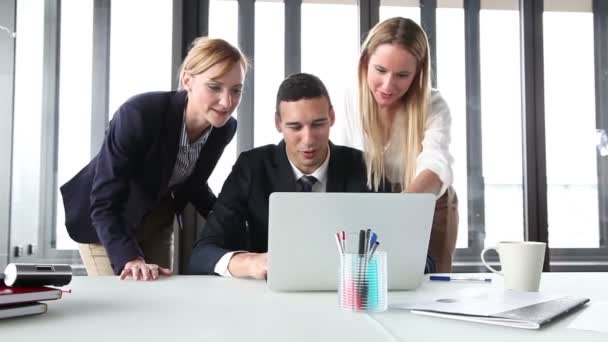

left=338, top=251, right=387, bottom=312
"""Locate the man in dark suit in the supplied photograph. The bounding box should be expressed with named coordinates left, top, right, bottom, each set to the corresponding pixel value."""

left=188, top=73, right=369, bottom=279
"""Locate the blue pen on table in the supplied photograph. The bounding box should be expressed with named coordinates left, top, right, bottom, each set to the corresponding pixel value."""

left=368, top=233, right=377, bottom=252
left=429, top=275, right=492, bottom=283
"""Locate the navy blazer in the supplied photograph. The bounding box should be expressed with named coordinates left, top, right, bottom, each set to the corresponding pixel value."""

left=188, top=141, right=370, bottom=274
left=60, top=91, right=236, bottom=274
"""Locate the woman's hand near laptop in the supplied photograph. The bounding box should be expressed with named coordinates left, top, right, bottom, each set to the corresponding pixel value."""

left=404, top=169, right=442, bottom=195
left=119, top=258, right=172, bottom=281
left=228, top=252, right=268, bottom=279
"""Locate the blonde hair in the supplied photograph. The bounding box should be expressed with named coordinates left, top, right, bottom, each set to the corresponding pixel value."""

left=178, top=37, right=248, bottom=89
left=358, top=17, right=431, bottom=191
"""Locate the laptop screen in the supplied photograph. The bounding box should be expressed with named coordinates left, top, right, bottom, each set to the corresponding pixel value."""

left=267, top=192, right=435, bottom=291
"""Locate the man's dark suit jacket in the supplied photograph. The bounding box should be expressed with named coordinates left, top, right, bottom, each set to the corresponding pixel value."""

left=188, top=141, right=369, bottom=274
left=60, top=91, right=236, bottom=274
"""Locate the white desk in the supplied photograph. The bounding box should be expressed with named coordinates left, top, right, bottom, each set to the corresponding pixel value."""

left=1, top=273, right=606, bottom=341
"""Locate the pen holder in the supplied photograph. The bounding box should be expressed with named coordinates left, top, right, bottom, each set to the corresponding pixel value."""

left=339, top=251, right=387, bottom=312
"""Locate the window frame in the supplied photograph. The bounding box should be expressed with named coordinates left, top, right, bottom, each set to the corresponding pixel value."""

left=2, top=0, right=607, bottom=271
left=0, top=0, right=16, bottom=268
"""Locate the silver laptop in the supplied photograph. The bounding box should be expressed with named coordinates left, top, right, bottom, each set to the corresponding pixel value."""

left=267, top=192, right=435, bottom=292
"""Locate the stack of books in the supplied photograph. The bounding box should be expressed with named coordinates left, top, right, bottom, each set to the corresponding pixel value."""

left=0, top=285, right=63, bottom=320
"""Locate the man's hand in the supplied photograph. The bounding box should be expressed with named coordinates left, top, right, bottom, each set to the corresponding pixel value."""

left=119, top=258, right=172, bottom=281
left=228, top=252, right=268, bottom=279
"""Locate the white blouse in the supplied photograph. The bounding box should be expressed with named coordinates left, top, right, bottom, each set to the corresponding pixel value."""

left=340, top=88, right=454, bottom=197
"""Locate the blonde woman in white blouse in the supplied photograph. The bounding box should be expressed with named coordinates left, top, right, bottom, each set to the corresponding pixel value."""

left=355, top=17, right=458, bottom=272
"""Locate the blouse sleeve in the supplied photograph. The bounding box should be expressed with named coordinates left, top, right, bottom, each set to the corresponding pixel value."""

left=415, top=89, right=454, bottom=197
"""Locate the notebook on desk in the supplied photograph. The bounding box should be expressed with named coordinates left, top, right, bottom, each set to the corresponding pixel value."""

left=266, top=192, right=435, bottom=292
left=0, top=302, right=47, bottom=320
left=0, top=286, right=62, bottom=305
left=396, top=289, right=590, bottom=329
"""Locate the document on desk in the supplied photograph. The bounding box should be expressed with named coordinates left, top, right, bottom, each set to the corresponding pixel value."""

left=568, top=301, right=608, bottom=334
left=393, top=288, right=589, bottom=329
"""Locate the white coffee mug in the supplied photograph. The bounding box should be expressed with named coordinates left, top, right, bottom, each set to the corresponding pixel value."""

left=480, top=241, right=546, bottom=292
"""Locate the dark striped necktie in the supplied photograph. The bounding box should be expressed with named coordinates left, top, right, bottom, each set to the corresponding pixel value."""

left=298, top=175, right=318, bottom=192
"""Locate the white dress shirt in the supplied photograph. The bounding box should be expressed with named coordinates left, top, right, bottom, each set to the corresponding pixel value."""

left=213, top=147, right=331, bottom=277
left=340, top=88, right=453, bottom=197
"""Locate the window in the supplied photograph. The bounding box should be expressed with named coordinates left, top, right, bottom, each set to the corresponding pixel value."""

left=56, top=0, right=94, bottom=250
left=543, top=4, right=597, bottom=248
left=4, top=0, right=607, bottom=271
left=380, top=0, right=420, bottom=23
left=436, top=6, right=466, bottom=247
left=302, top=0, right=359, bottom=145
left=253, top=0, right=284, bottom=147
left=479, top=6, right=524, bottom=246
left=11, top=0, right=45, bottom=255
left=108, top=0, right=173, bottom=119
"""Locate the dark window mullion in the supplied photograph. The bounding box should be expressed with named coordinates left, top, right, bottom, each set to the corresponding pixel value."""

left=237, top=0, right=255, bottom=153
left=359, top=0, right=379, bottom=44
left=175, top=0, right=209, bottom=87
left=463, top=0, right=485, bottom=253
left=420, top=0, right=437, bottom=87
left=594, top=0, right=608, bottom=248
left=285, top=0, right=301, bottom=77
left=180, top=0, right=209, bottom=61
left=519, top=0, right=550, bottom=271
left=173, top=0, right=210, bottom=274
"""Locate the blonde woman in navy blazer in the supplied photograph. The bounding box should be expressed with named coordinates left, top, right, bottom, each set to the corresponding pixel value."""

left=61, top=38, right=248, bottom=281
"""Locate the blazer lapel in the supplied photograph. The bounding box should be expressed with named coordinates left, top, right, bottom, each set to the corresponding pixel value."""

left=326, top=141, right=344, bottom=192
left=189, top=120, right=226, bottom=181
left=159, top=91, right=187, bottom=190
left=272, top=141, right=297, bottom=192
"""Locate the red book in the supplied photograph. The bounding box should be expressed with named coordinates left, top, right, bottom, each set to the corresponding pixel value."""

left=0, top=302, right=47, bottom=320
left=0, top=286, right=62, bottom=305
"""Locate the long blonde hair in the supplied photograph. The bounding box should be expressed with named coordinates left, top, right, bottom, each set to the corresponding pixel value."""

left=358, top=17, right=431, bottom=191
left=178, top=37, right=248, bottom=89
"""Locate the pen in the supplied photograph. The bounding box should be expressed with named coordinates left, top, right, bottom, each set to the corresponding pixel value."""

left=49, top=287, right=72, bottom=293
left=358, top=230, right=366, bottom=256
left=368, top=241, right=379, bottom=259
left=334, top=232, right=343, bottom=254
left=368, top=232, right=377, bottom=252
left=357, top=230, right=366, bottom=309
left=429, top=275, right=492, bottom=283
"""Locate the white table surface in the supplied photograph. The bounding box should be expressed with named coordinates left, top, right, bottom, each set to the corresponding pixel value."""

left=1, top=273, right=606, bottom=341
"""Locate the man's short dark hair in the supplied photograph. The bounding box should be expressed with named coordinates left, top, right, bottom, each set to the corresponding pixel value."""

left=275, top=73, right=333, bottom=117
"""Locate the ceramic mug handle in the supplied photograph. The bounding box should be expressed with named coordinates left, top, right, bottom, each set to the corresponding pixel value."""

left=481, top=247, right=502, bottom=275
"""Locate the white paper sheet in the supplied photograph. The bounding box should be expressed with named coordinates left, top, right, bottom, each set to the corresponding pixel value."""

left=568, top=301, right=608, bottom=334
left=393, top=288, right=560, bottom=316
